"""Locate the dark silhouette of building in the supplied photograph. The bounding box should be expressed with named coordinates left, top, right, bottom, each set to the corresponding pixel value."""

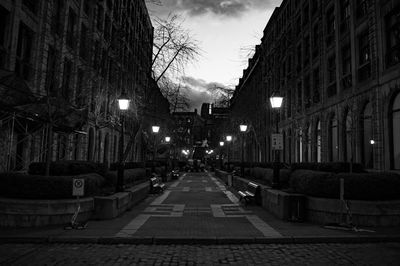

left=0, top=0, right=168, bottom=170
left=230, top=0, right=400, bottom=171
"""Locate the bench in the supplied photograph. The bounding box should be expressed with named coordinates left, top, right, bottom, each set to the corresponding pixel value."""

left=150, top=176, right=166, bottom=194
left=238, top=182, right=260, bottom=205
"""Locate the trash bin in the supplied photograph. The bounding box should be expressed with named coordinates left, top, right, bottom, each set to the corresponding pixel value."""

left=227, top=174, right=232, bottom=187
left=289, top=195, right=305, bottom=222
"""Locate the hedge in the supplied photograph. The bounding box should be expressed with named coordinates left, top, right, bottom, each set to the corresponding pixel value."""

left=109, top=162, right=146, bottom=171
left=290, top=162, right=366, bottom=173
left=29, top=161, right=107, bottom=176
left=250, top=167, right=291, bottom=187
left=290, top=169, right=400, bottom=200
left=0, top=172, right=105, bottom=199
left=104, top=168, right=147, bottom=186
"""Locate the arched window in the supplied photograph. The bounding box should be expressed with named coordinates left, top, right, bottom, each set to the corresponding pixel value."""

left=391, top=93, right=400, bottom=169
left=329, top=115, right=339, bottom=161
left=316, top=120, right=322, bottom=162
left=361, top=102, right=373, bottom=168
left=87, top=128, right=94, bottom=161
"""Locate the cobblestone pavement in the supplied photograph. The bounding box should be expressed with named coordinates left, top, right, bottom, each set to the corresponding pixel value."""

left=0, top=242, right=399, bottom=265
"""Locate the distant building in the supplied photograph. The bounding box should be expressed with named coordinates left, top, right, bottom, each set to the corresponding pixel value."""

left=230, top=0, right=400, bottom=170
left=0, top=0, right=168, bottom=170
left=172, top=109, right=205, bottom=159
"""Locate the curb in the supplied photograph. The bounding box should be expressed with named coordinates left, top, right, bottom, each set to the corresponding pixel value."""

left=1, top=235, right=400, bottom=245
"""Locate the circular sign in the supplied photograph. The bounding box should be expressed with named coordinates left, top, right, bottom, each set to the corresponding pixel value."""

left=74, top=179, right=83, bottom=188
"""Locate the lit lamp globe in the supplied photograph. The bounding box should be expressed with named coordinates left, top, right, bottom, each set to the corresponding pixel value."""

left=152, top=126, right=160, bottom=133
left=226, top=135, right=232, bottom=142
left=270, top=95, right=283, bottom=109
left=219, top=141, right=224, bottom=146
left=165, top=136, right=171, bottom=143
left=239, top=124, right=247, bottom=132
left=118, top=92, right=130, bottom=110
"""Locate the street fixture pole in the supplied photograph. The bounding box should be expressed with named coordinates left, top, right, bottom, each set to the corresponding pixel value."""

left=116, top=92, right=130, bottom=193
left=117, top=113, right=125, bottom=192
left=270, top=94, right=283, bottom=189
left=239, top=125, right=247, bottom=177
left=272, top=111, right=280, bottom=189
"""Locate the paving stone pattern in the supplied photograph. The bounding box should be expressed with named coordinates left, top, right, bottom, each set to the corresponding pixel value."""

left=1, top=242, right=400, bottom=265
left=116, top=173, right=281, bottom=238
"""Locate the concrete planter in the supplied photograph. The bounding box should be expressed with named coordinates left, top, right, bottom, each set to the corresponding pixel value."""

left=306, top=196, right=400, bottom=227
left=0, top=197, right=94, bottom=227
left=0, top=181, right=151, bottom=227
left=93, top=182, right=150, bottom=220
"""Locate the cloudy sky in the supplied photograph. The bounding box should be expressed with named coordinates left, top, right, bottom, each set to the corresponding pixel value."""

left=146, top=0, right=282, bottom=111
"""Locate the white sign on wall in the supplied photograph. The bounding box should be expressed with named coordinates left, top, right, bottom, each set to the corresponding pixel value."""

left=271, top=133, right=283, bottom=150
left=72, top=179, right=85, bottom=197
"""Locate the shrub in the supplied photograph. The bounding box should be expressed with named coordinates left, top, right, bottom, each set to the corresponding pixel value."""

left=109, top=162, right=146, bottom=171
left=290, top=162, right=365, bottom=173
left=104, top=168, right=147, bottom=186
left=290, top=170, right=400, bottom=200
left=249, top=167, right=291, bottom=187
left=0, top=172, right=105, bottom=199
left=28, top=161, right=107, bottom=176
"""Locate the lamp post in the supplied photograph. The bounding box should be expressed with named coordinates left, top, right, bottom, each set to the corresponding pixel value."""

left=116, top=92, right=130, bottom=192
left=219, top=141, right=224, bottom=169
left=239, top=124, right=247, bottom=177
left=165, top=136, right=171, bottom=172
left=270, top=93, right=283, bottom=189
left=226, top=135, right=232, bottom=171
left=152, top=125, right=160, bottom=173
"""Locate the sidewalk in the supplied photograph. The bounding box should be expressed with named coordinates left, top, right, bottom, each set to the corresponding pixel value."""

left=1, top=171, right=400, bottom=245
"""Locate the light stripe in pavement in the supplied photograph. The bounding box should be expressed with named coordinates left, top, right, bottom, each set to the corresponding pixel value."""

left=115, top=214, right=150, bottom=237
left=246, top=215, right=282, bottom=237
left=151, top=190, right=170, bottom=205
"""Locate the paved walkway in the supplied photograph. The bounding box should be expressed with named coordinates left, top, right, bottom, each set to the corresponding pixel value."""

left=1, top=171, right=400, bottom=244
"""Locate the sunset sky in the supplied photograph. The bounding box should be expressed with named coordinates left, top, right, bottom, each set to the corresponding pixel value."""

left=146, top=0, right=282, bottom=111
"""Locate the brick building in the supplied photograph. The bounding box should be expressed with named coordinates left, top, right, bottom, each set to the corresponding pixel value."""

left=0, top=0, right=168, bottom=170
left=230, top=0, right=400, bottom=170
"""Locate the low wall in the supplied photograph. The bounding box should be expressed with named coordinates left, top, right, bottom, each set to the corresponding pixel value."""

left=306, top=197, right=400, bottom=227
left=216, top=170, right=400, bottom=226
left=0, top=182, right=151, bottom=227
left=0, top=197, right=94, bottom=227
left=93, top=181, right=150, bottom=220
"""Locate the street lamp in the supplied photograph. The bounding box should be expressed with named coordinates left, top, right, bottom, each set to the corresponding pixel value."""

left=219, top=141, right=224, bottom=169
left=226, top=135, right=232, bottom=171
left=239, top=124, right=247, bottom=177
left=152, top=125, right=160, bottom=173
left=270, top=93, right=283, bottom=189
left=165, top=136, right=171, bottom=172
left=116, top=92, right=130, bottom=192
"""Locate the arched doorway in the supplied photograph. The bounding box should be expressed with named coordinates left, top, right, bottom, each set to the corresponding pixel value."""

left=391, top=93, right=400, bottom=169
left=361, top=102, right=373, bottom=168
left=104, top=133, right=110, bottom=164
left=306, top=124, right=312, bottom=162
left=316, top=120, right=322, bottom=162
left=344, top=110, right=352, bottom=162
left=329, top=114, right=338, bottom=161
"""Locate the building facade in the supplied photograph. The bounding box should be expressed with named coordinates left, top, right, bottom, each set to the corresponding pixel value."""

left=0, top=0, right=168, bottom=171
left=230, top=0, right=400, bottom=170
